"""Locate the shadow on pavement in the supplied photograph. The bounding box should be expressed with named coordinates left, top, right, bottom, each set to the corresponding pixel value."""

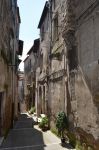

left=0, top=113, right=46, bottom=150
left=61, top=142, right=74, bottom=149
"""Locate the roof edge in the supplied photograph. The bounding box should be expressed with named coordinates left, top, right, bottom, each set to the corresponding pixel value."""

left=38, top=1, right=49, bottom=28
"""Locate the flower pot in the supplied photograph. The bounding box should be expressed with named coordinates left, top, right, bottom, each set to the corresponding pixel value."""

left=61, top=137, right=65, bottom=143
left=42, top=126, right=48, bottom=132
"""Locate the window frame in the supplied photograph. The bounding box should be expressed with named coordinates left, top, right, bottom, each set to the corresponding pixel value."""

left=53, top=13, right=59, bottom=42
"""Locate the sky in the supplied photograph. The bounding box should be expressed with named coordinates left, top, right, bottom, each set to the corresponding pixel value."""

left=18, top=0, right=46, bottom=71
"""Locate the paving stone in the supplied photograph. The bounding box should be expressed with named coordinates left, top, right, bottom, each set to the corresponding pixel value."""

left=0, top=114, right=74, bottom=150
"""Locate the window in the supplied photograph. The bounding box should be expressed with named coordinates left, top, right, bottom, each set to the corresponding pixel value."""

left=29, top=59, right=31, bottom=70
left=40, top=53, right=43, bottom=73
left=40, top=25, right=44, bottom=41
left=53, top=0, right=56, bottom=9
left=53, top=14, right=58, bottom=41
left=27, top=59, right=31, bottom=72
left=16, top=23, right=20, bottom=39
left=68, top=46, right=78, bottom=71
left=45, top=14, right=49, bottom=32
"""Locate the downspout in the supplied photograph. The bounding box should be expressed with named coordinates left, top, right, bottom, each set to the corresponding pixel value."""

left=49, top=0, right=52, bottom=69
left=11, top=35, right=15, bottom=128
left=12, top=28, right=15, bottom=126
left=63, top=44, right=67, bottom=114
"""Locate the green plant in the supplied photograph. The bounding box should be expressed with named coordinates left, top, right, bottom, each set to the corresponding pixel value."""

left=88, top=146, right=93, bottom=150
left=51, top=127, right=59, bottom=137
left=56, top=111, right=68, bottom=138
left=76, top=140, right=82, bottom=150
left=39, top=116, right=48, bottom=131
left=29, top=106, right=35, bottom=114
left=67, top=132, right=76, bottom=148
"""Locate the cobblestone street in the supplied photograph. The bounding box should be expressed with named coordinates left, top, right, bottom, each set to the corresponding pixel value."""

left=0, top=113, right=74, bottom=150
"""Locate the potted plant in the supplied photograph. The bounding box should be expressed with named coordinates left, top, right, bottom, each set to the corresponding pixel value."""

left=39, top=116, right=49, bottom=131
left=56, top=111, right=68, bottom=143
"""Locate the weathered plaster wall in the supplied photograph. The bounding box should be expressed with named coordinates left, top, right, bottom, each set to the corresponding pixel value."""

left=62, top=0, right=99, bottom=149
left=0, top=0, right=20, bottom=135
left=75, top=0, right=97, bottom=19
left=61, top=0, right=99, bottom=148
left=75, top=0, right=99, bottom=141
left=49, top=0, right=66, bottom=127
left=49, top=78, right=66, bottom=127
left=37, top=8, right=50, bottom=116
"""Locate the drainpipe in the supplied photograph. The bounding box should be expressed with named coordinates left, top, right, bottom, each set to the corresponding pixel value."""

left=63, top=44, right=67, bottom=113
left=11, top=30, right=16, bottom=128
left=10, top=37, right=15, bottom=128
left=49, top=0, right=52, bottom=65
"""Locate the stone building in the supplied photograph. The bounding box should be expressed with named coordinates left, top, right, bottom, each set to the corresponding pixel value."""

left=24, top=56, right=29, bottom=110
left=62, top=0, right=99, bottom=149
left=18, top=71, right=24, bottom=110
left=37, top=2, right=50, bottom=116
left=47, top=0, right=67, bottom=127
left=0, top=0, right=23, bottom=137
left=36, top=0, right=99, bottom=149
left=24, top=39, right=40, bottom=111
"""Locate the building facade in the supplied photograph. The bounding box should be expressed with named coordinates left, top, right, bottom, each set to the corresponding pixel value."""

left=37, top=2, right=50, bottom=116
left=18, top=71, right=24, bottom=103
left=62, top=0, right=99, bottom=149
left=36, top=0, right=99, bottom=149
left=0, top=0, right=23, bottom=137
left=24, top=39, right=40, bottom=111
left=48, top=0, right=67, bottom=127
left=24, top=56, right=29, bottom=110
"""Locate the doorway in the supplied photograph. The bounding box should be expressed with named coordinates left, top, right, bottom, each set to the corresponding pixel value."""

left=0, top=92, right=3, bottom=136
left=39, top=86, right=42, bottom=114
left=43, top=86, right=45, bottom=113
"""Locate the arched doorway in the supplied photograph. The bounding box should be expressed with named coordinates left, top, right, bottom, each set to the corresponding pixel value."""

left=39, top=86, right=42, bottom=114
left=43, top=85, right=45, bottom=113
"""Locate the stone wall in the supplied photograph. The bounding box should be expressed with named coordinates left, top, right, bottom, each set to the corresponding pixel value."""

left=37, top=4, right=50, bottom=116
left=62, top=0, right=99, bottom=149
left=75, top=1, right=99, bottom=149
left=49, top=78, right=66, bottom=127
left=0, top=0, right=19, bottom=136
left=49, top=0, right=67, bottom=127
left=0, top=54, right=13, bottom=135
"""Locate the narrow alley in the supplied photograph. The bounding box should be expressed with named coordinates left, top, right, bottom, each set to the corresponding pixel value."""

left=0, top=0, right=99, bottom=150
left=0, top=112, right=73, bottom=150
